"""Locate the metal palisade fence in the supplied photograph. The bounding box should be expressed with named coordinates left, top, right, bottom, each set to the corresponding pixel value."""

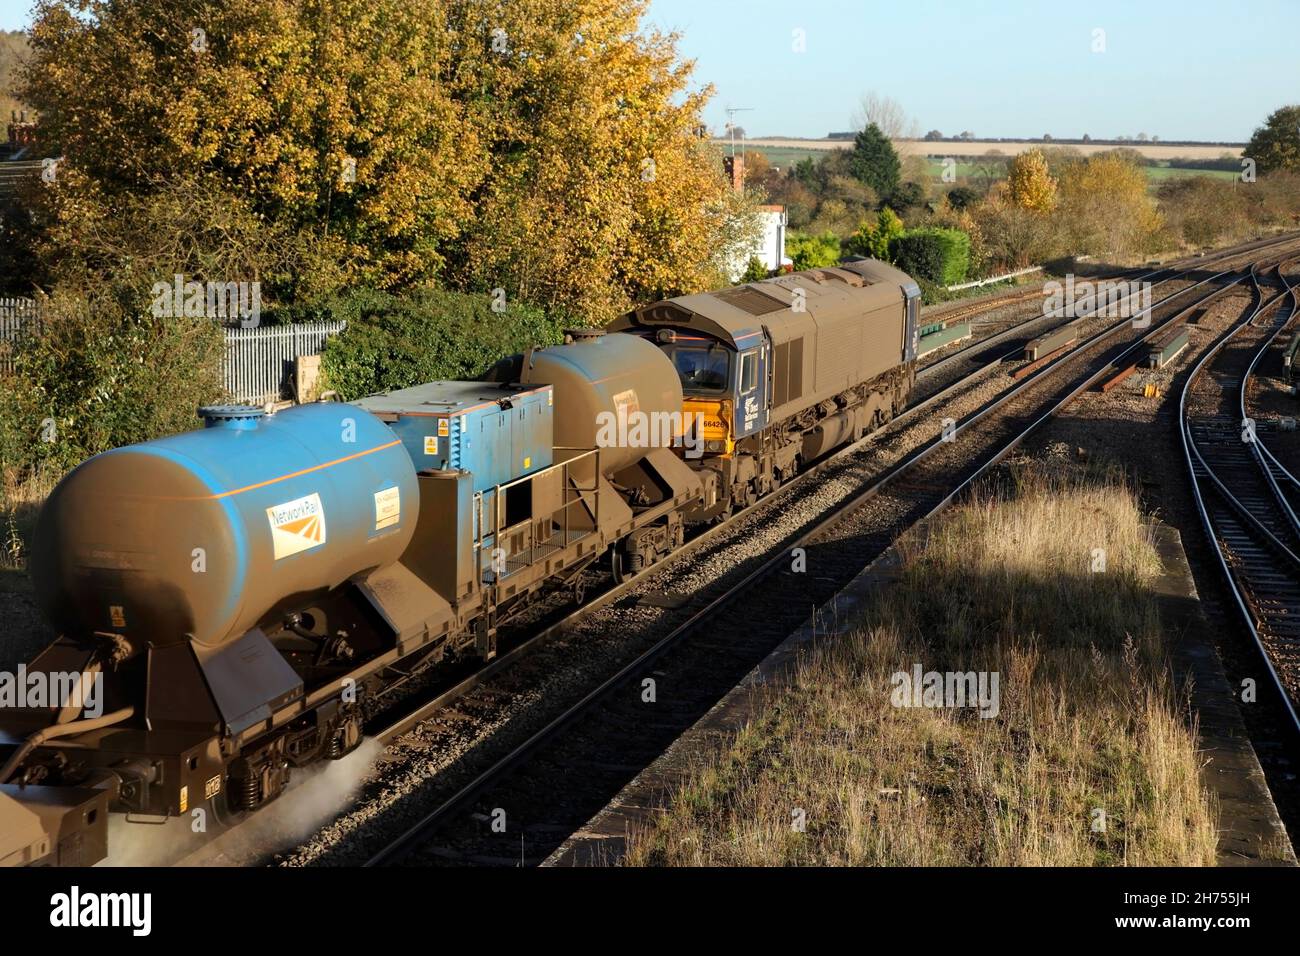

left=0, top=296, right=40, bottom=371
left=223, top=320, right=346, bottom=403
left=1, top=297, right=345, bottom=401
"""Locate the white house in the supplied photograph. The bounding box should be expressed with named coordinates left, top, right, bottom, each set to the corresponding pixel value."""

left=723, top=155, right=793, bottom=281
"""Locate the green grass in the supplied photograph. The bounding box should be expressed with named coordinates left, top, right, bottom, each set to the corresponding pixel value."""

left=924, top=159, right=1008, bottom=180
left=740, top=145, right=834, bottom=171
left=1142, top=166, right=1238, bottom=182
left=745, top=151, right=1237, bottom=192
left=921, top=159, right=1236, bottom=187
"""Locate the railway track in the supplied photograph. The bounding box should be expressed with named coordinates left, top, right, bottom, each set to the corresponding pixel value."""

left=361, top=233, right=1300, bottom=758
left=1182, top=258, right=1300, bottom=735
left=356, top=240, right=1294, bottom=867
left=919, top=246, right=1228, bottom=330
left=913, top=233, right=1300, bottom=400
left=156, top=232, right=1299, bottom=867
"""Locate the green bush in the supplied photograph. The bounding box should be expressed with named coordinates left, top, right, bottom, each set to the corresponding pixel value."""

left=739, top=256, right=769, bottom=283
left=890, top=227, right=970, bottom=286
left=889, top=181, right=925, bottom=210
left=320, top=288, right=566, bottom=400
left=785, top=230, right=842, bottom=271
left=844, top=207, right=904, bottom=261
left=946, top=187, right=980, bottom=210
left=0, top=288, right=226, bottom=482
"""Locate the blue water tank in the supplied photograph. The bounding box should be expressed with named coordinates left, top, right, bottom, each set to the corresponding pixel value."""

left=31, top=403, right=418, bottom=652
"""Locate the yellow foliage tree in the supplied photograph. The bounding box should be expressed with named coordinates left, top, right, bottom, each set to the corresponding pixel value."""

left=1056, top=152, right=1163, bottom=257
left=23, top=0, right=484, bottom=288
left=443, top=0, right=757, bottom=322
left=1007, top=148, right=1057, bottom=213
left=19, top=0, right=753, bottom=320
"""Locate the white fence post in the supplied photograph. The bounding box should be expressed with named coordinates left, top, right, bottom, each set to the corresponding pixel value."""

left=944, top=265, right=1043, bottom=293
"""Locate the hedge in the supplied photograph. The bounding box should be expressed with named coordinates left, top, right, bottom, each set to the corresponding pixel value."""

left=319, top=288, right=567, bottom=400
left=785, top=230, right=842, bottom=271
left=890, top=227, right=971, bottom=286
left=0, top=291, right=226, bottom=482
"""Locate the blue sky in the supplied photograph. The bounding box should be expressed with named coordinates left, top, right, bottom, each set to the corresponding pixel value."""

left=3, top=0, right=1295, bottom=141
left=646, top=0, right=1299, bottom=142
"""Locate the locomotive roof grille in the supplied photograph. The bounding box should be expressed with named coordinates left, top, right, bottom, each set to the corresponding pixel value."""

left=713, top=285, right=787, bottom=316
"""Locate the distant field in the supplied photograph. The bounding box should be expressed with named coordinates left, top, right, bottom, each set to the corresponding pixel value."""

left=730, top=137, right=1244, bottom=163
left=918, top=159, right=1240, bottom=185
left=732, top=145, right=825, bottom=170
left=736, top=146, right=1241, bottom=188
left=1143, top=165, right=1238, bottom=181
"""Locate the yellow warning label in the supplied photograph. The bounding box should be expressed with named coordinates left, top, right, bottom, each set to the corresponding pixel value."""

left=179, top=785, right=188, bottom=813
left=437, top=419, right=449, bottom=437
left=267, top=492, right=327, bottom=561
left=109, top=605, right=126, bottom=628
left=374, top=486, right=401, bottom=531
left=204, top=774, right=221, bottom=800
left=424, top=435, right=438, bottom=455
left=523, top=457, right=531, bottom=469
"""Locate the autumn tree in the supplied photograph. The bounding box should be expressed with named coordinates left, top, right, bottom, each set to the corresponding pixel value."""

left=18, top=0, right=753, bottom=322
left=445, top=0, right=758, bottom=322
left=845, top=206, right=903, bottom=260
left=1006, top=149, right=1058, bottom=213
left=851, top=92, right=915, bottom=141
left=0, top=30, right=26, bottom=122
left=1157, top=177, right=1249, bottom=248
left=1056, top=151, right=1162, bottom=257
left=1245, top=105, right=1300, bottom=175
left=21, top=0, right=489, bottom=292
left=971, top=182, right=1061, bottom=269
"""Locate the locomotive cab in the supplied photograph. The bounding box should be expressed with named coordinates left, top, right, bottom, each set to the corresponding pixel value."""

left=610, top=258, right=920, bottom=521
left=658, top=331, right=769, bottom=456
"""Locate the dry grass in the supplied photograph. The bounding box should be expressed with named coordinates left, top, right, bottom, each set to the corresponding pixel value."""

left=625, top=465, right=1218, bottom=866
left=0, top=464, right=59, bottom=669
left=0, top=463, right=57, bottom=572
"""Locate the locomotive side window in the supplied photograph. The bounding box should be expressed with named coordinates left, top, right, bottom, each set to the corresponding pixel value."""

left=739, top=351, right=757, bottom=394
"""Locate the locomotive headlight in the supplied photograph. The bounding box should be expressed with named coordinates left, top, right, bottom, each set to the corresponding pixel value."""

left=706, top=440, right=725, bottom=453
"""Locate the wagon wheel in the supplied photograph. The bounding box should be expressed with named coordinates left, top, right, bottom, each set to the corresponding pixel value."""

left=610, top=548, right=639, bottom=585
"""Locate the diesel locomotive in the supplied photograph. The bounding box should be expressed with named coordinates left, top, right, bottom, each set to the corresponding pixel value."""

left=0, top=258, right=918, bottom=866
